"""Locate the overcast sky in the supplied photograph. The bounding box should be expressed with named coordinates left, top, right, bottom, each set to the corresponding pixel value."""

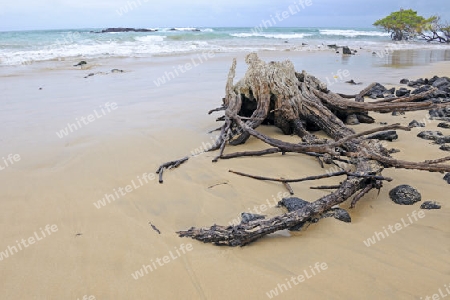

left=1, top=0, right=449, bottom=31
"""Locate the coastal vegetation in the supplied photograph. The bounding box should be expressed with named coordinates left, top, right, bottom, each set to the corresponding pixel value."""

left=374, top=9, right=450, bottom=43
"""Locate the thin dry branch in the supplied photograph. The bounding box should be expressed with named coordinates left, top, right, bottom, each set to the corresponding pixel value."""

left=219, top=148, right=281, bottom=160
left=156, top=157, right=189, bottom=183
left=228, top=169, right=347, bottom=183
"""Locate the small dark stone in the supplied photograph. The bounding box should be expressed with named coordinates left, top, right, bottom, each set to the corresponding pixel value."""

left=278, top=197, right=309, bottom=212
left=380, top=122, right=388, bottom=125
left=367, top=130, right=398, bottom=141
left=356, top=113, right=375, bottom=123
left=415, top=78, right=426, bottom=85
left=396, top=88, right=410, bottom=97
left=444, top=173, right=450, bottom=183
left=438, top=122, right=450, bottom=129
left=332, top=208, right=351, bottom=223
left=409, top=120, right=425, bottom=128
left=366, top=83, right=388, bottom=99
left=343, top=46, right=352, bottom=55
left=279, top=197, right=310, bottom=231
left=439, top=144, right=450, bottom=151
left=389, top=185, right=421, bottom=205
left=388, top=148, right=400, bottom=154
left=429, top=107, right=450, bottom=119
left=346, top=79, right=362, bottom=85
left=407, top=81, right=416, bottom=87
left=111, top=69, right=124, bottom=73
left=417, top=131, right=443, bottom=141
left=420, top=201, right=441, bottom=210
left=387, top=87, right=395, bottom=94
left=74, top=61, right=87, bottom=67
left=240, top=212, right=265, bottom=224
left=400, top=78, right=409, bottom=84
left=435, top=136, right=450, bottom=144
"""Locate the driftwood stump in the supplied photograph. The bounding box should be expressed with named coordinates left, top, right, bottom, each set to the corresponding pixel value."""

left=157, top=53, right=450, bottom=246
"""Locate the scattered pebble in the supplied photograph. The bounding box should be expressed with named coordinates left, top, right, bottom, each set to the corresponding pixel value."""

left=437, top=122, right=450, bottom=129
left=74, top=60, right=87, bottom=67
left=439, top=144, right=450, bottom=151
left=409, top=120, right=425, bottom=128
left=417, top=131, right=443, bottom=141
left=400, top=78, right=409, bottom=84
left=443, top=173, right=450, bottom=184
left=420, top=201, right=441, bottom=210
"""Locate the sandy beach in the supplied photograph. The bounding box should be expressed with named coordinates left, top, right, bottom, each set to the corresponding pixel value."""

left=0, top=50, right=449, bottom=299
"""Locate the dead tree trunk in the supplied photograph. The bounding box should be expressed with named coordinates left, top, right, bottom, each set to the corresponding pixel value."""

left=161, top=53, right=450, bottom=246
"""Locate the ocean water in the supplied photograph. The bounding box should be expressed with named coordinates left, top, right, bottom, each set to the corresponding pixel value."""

left=0, top=27, right=449, bottom=66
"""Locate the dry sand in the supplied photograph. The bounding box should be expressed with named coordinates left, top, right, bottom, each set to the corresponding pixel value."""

left=0, top=52, right=449, bottom=299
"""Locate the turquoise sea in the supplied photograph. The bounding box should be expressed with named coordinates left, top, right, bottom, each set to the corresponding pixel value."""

left=0, top=27, right=449, bottom=65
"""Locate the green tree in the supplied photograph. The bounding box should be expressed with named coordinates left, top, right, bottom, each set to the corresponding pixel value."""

left=373, top=9, right=431, bottom=41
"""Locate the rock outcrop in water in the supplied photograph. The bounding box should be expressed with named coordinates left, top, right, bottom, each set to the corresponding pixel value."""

left=93, top=28, right=158, bottom=33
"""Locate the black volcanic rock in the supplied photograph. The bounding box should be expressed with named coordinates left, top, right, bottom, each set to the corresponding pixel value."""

left=396, top=87, right=410, bottom=97
left=100, top=28, right=158, bottom=33
left=408, top=120, right=425, bottom=128
left=420, top=201, right=441, bottom=210
left=417, top=131, right=443, bottom=141
left=436, top=136, right=450, bottom=144
left=343, top=46, right=352, bottom=55
left=444, top=173, right=450, bottom=183
left=440, top=145, right=450, bottom=151
left=278, top=197, right=351, bottom=230
left=367, top=130, right=398, bottom=141
left=437, top=122, right=450, bottom=129
left=279, top=197, right=309, bottom=212
left=389, top=185, right=421, bottom=205
left=432, top=77, right=450, bottom=88
left=367, top=83, right=388, bottom=99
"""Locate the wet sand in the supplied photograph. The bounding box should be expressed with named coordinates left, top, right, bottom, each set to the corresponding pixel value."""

left=0, top=51, right=449, bottom=299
